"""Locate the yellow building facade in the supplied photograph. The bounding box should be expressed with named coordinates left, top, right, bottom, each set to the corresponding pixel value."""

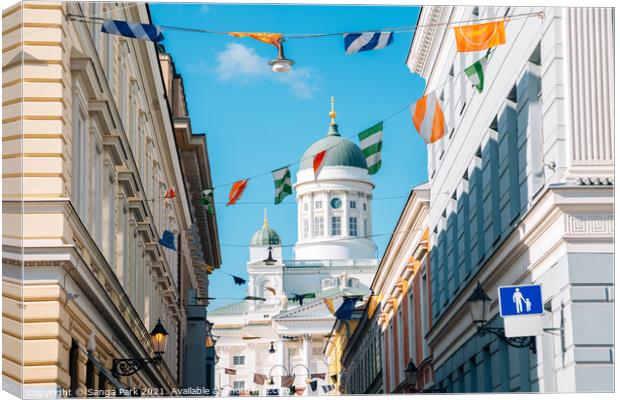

left=2, top=2, right=213, bottom=397
left=323, top=307, right=361, bottom=395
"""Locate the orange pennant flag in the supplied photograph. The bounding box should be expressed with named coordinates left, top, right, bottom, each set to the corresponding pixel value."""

left=411, top=92, right=446, bottom=144
left=313, top=150, right=327, bottom=179
left=229, top=32, right=282, bottom=47
left=454, top=20, right=506, bottom=52
left=227, top=179, right=249, bottom=206
left=164, top=187, right=176, bottom=199
left=324, top=297, right=336, bottom=315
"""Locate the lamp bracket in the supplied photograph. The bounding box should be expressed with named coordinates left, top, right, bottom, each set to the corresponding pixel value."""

left=477, top=325, right=537, bottom=353
left=112, top=357, right=160, bottom=377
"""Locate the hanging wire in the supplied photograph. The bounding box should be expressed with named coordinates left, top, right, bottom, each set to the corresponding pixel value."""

left=67, top=11, right=543, bottom=40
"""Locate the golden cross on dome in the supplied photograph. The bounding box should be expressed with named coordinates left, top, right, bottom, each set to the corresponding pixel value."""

left=329, top=96, right=337, bottom=125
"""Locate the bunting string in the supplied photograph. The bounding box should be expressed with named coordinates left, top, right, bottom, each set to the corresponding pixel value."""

left=67, top=11, right=542, bottom=41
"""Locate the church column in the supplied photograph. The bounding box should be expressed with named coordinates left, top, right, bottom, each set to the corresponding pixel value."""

left=302, top=334, right=311, bottom=373
left=278, top=338, right=285, bottom=386
left=343, top=191, right=350, bottom=237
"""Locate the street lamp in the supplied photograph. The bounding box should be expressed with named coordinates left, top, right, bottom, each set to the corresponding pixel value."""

left=291, top=364, right=312, bottom=384
left=466, top=282, right=536, bottom=353
left=268, top=341, right=276, bottom=354
left=268, top=40, right=294, bottom=72
left=405, top=359, right=418, bottom=390
left=467, top=281, right=491, bottom=329
left=112, top=319, right=169, bottom=377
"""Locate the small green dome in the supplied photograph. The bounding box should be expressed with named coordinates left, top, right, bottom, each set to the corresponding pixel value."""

left=250, top=211, right=281, bottom=246
left=299, top=124, right=367, bottom=170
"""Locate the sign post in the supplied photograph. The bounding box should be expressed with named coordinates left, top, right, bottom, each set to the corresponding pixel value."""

left=497, top=284, right=544, bottom=338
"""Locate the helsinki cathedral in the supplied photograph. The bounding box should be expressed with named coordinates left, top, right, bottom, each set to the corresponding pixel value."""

left=210, top=99, right=379, bottom=396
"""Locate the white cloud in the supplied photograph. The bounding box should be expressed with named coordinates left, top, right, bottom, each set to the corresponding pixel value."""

left=215, top=43, right=320, bottom=99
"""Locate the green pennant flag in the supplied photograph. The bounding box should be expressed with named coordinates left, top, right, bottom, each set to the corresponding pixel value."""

left=272, top=166, right=292, bottom=205
left=201, top=189, right=215, bottom=214
left=358, top=122, right=383, bottom=175
left=464, top=55, right=488, bottom=93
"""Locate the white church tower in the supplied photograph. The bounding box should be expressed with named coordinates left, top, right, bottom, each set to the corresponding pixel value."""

left=294, top=97, right=376, bottom=261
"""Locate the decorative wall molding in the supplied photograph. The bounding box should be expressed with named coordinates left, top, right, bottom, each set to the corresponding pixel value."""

left=564, top=214, right=614, bottom=236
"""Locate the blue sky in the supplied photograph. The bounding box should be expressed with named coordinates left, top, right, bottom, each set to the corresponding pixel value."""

left=149, top=3, right=428, bottom=311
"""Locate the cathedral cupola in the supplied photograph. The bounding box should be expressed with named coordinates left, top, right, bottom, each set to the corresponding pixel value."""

left=249, top=210, right=283, bottom=263
left=293, top=97, right=377, bottom=261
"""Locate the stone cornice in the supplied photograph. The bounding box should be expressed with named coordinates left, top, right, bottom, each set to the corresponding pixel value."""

left=406, top=6, right=451, bottom=78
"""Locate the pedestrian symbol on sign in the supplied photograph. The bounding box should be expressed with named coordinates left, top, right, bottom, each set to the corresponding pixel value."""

left=498, top=285, right=543, bottom=317
left=512, top=288, right=532, bottom=314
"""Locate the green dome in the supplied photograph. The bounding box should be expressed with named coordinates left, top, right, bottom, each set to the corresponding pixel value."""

left=299, top=124, right=367, bottom=170
left=250, top=213, right=281, bottom=246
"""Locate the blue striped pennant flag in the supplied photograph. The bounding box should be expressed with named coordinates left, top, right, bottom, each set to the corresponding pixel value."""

left=344, top=32, right=394, bottom=54
left=101, top=19, right=164, bottom=42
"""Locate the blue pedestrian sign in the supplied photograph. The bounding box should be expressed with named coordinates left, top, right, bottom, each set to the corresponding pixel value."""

left=498, top=285, right=544, bottom=317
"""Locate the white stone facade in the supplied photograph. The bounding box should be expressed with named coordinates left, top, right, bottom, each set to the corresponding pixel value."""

left=407, top=6, right=613, bottom=393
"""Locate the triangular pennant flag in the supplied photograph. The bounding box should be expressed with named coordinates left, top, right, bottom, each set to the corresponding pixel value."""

left=310, top=380, right=318, bottom=392
left=227, top=179, right=249, bottom=206
left=324, top=298, right=336, bottom=315
left=464, top=55, right=489, bottom=93
left=253, top=373, right=267, bottom=385
left=272, top=166, right=293, bottom=205
left=232, top=275, right=247, bottom=285
left=344, top=32, right=394, bottom=54
left=101, top=19, right=164, bottom=42
left=244, top=296, right=266, bottom=301
left=225, top=368, right=236, bottom=375
left=159, top=230, right=176, bottom=251
left=289, top=293, right=316, bottom=306
left=201, top=189, right=215, bottom=214
left=313, top=150, right=327, bottom=179
left=334, top=296, right=361, bottom=320
left=265, top=286, right=277, bottom=296
left=358, top=122, right=383, bottom=175
left=454, top=20, right=506, bottom=52
left=411, top=92, right=446, bottom=144
left=281, top=375, right=295, bottom=388
left=294, top=387, right=305, bottom=396
left=228, top=32, right=282, bottom=47
left=164, top=187, right=176, bottom=199
left=311, top=373, right=326, bottom=380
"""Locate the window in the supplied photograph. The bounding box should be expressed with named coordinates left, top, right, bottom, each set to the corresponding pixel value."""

left=331, top=216, right=341, bottom=235
left=303, top=219, right=309, bottom=239
left=69, top=340, right=79, bottom=397
left=233, top=381, right=245, bottom=390
left=363, top=203, right=367, bottom=211
left=118, top=43, right=128, bottom=125
left=364, top=219, right=368, bottom=237
left=303, top=202, right=308, bottom=212
left=322, top=278, right=337, bottom=289
left=348, top=217, right=358, bottom=236
left=71, top=87, right=89, bottom=222
left=408, top=293, right=415, bottom=363
left=233, top=355, right=245, bottom=365
left=98, top=370, right=107, bottom=392
left=349, top=200, right=356, bottom=209
left=86, top=358, right=95, bottom=394
left=314, top=217, right=324, bottom=236
left=90, top=134, right=103, bottom=244
left=315, top=200, right=323, bottom=209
